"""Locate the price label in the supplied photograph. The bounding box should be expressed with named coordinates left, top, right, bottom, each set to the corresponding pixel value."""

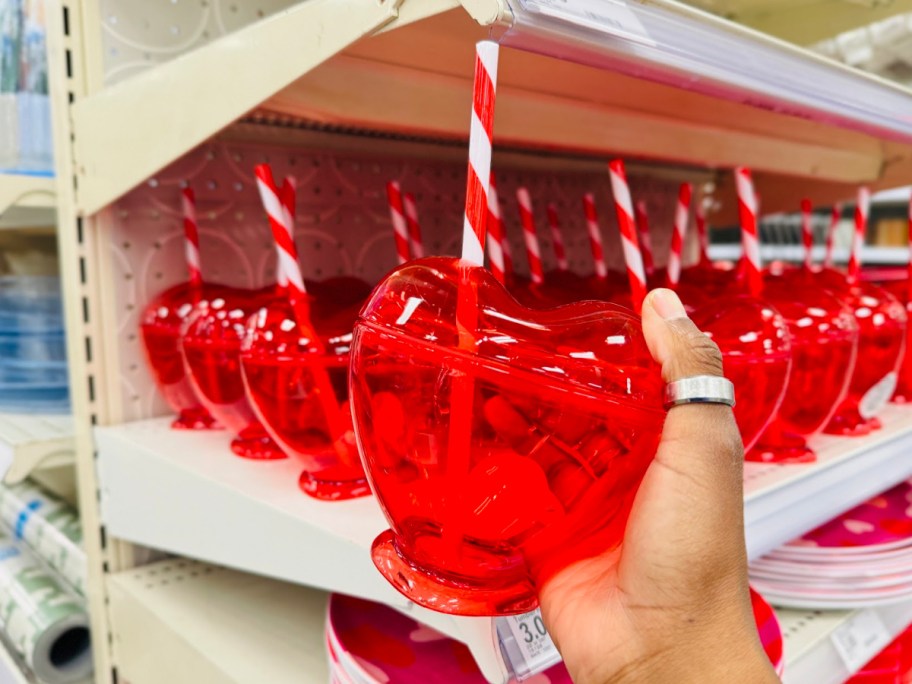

left=498, top=609, right=561, bottom=680
left=520, top=0, right=655, bottom=46
left=859, top=372, right=897, bottom=419
left=831, top=609, right=891, bottom=672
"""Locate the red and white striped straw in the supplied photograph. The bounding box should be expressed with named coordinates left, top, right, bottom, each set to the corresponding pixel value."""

left=487, top=174, right=513, bottom=279
left=461, top=41, right=499, bottom=267
left=734, top=167, right=763, bottom=296
left=582, top=193, right=608, bottom=280
left=634, top=200, right=655, bottom=277
left=824, top=203, right=842, bottom=268
left=609, top=160, right=647, bottom=313
left=667, top=183, right=692, bottom=287
left=256, top=165, right=308, bottom=300
left=517, top=187, right=544, bottom=285
left=275, top=176, right=297, bottom=289
left=849, top=187, right=870, bottom=284
left=486, top=180, right=507, bottom=284
left=404, top=192, right=424, bottom=259
left=800, top=198, right=814, bottom=270
left=695, top=199, right=710, bottom=265
left=386, top=181, right=410, bottom=265
left=181, top=187, right=203, bottom=291
left=546, top=203, right=569, bottom=271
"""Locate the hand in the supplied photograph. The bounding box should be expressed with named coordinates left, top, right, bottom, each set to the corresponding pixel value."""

left=538, top=289, right=779, bottom=684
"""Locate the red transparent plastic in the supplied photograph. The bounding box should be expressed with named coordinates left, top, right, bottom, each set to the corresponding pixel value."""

left=350, top=257, right=665, bottom=616
left=816, top=269, right=907, bottom=436
left=140, top=282, right=225, bottom=430
left=749, top=271, right=860, bottom=462
left=241, top=298, right=368, bottom=500
left=688, top=294, right=792, bottom=453
left=182, top=288, right=287, bottom=460
left=882, top=279, right=912, bottom=404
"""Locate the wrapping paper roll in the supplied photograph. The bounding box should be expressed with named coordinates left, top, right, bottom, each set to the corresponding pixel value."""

left=0, top=482, right=85, bottom=596
left=0, top=530, right=91, bottom=683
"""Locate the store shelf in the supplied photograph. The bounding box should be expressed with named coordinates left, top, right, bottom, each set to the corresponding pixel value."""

left=107, top=559, right=328, bottom=684
left=745, top=406, right=912, bottom=560
left=68, top=0, right=912, bottom=217
left=0, top=414, right=74, bottom=485
left=708, top=244, right=910, bottom=265
left=94, top=419, right=509, bottom=683
left=778, top=600, right=912, bottom=684
left=94, top=405, right=912, bottom=682
left=0, top=175, right=55, bottom=231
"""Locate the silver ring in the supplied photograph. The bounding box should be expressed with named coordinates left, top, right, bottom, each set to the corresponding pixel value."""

left=664, top=375, right=736, bottom=409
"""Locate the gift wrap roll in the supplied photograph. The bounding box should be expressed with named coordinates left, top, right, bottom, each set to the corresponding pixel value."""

left=0, top=481, right=84, bottom=595
left=0, top=531, right=91, bottom=683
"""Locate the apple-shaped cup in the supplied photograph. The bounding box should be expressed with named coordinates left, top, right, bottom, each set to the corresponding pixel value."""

left=240, top=298, right=368, bottom=500
left=815, top=269, right=907, bottom=436
left=140, top=282, right=231, bottom=430
left=181, top=287, right=287, bottom=460
left=751, top=271, right=859, bottom=462
left=349, top=257, right=665, bottom=616
left=881, top=279, right=912, bottom=404
left=689, top=295, right=792, bottom=453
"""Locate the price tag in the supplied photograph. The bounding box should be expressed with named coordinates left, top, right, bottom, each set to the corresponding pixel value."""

left=831, top=609, right=892, bottom=672
left=520, top=0, right=655, bottom=46
left=498, top=609, right=561, bottom=680
left=859, top=372, right=897, bottom=419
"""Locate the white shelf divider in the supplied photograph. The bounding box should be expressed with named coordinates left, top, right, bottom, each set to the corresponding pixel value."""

left=107, top=559, right=328, bottom=684
left=0, top=414, right=75, bottom=485
left=95, top=405, right=912, bottom=683
left=745, top=405, right=912, bottom=560
left=779, top=601, right=912, bottom=684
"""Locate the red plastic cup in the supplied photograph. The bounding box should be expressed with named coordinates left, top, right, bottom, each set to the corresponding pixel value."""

left=881, top=279, right=912, bottom=404
left=140, top=282, right=226, bottom=430
left=688, top=294, right=792, bottom=453
left=241, top=297, right=368, bottom=501
left=182, top=287, right=287, bottom=460
left=749, top=270, right=859, bottom=462
left=816, top=268, right=907, bottom=436
left=350, top=257, right=665, bottom=616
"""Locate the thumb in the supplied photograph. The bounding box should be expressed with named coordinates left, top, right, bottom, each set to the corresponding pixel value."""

left=640, top=287, right=744, bottom=489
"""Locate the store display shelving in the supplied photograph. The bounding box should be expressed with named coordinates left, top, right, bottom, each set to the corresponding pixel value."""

left=0, top=174, right=55, bottom=231
left=709, top=244, right=911, bottom=265
left=0, top=414, right=75, bottom=485
left=779, top=601, right=912, bottom=684
left=107, top=559, right=328, bottom=684
left=93, top=405, right=912, bottom=682
left=42, top=0, right=912, bottom=683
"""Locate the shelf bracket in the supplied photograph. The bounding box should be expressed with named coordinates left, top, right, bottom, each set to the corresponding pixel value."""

left=71, top=0, right=403, bottom=217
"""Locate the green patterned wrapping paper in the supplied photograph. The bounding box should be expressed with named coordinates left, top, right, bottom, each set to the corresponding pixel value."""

left=0, top=530, right=91, bottom=683
left=0, top=481, right=85, bottom=596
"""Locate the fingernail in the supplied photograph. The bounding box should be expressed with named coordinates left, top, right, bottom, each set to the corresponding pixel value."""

left=648, top=288, right=687, bottom=320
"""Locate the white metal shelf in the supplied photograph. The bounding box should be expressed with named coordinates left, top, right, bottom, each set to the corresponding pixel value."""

left=107, top=559, right=328, bottom=684
left=745, top=406, right=912, bottom=560
left=708, top=244, right=910, bottom=266
left=0, top=414, right=75, bottom=485
left=67, top=0, right=912, bottom=217
left=778, top=600, right=912, bottom=684
left=0, top=175, right=55, bottom=232
left=94, top=405, right=912, bottom=683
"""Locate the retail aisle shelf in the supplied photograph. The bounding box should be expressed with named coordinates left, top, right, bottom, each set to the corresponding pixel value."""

left=67, top=0, right=912, bottom=216
left=0, top=175, right=55, bottom=231
left=0, top=414, right=75, bottom=485
left=95, top=419, right=509, bottom=683
left=107, top=559, right=328, bottom=684
left=96, top=406, right=912, bottom=682
left=708, top=244, right=909, bottom=265
left=778, top=600, right=912, bottom=684
left=745, top=406, right=912, bottom=560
